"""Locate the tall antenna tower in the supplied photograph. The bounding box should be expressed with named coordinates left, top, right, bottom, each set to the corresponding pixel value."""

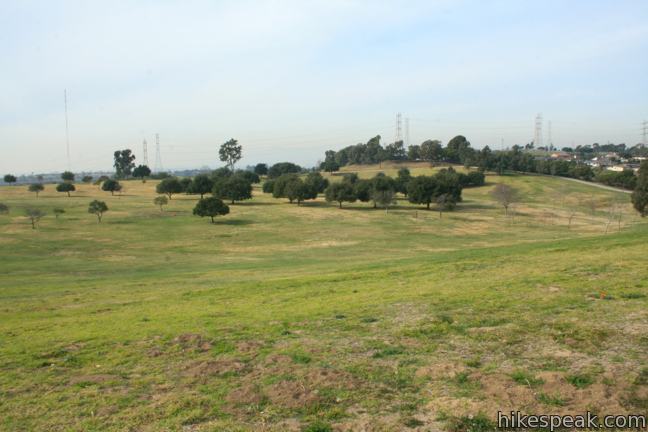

left=642, top=120, right=647, bottom=147
left=64, top=89, right=71, bottom=170
left=142, top=139, right=149, bottom=166
left=533, top=113, right=543, bottom=148
left=547, top=120, right=552, bottom=150
left=404, top=117, right=410, bottom=147
left=395, top=113, right=403, bottom=143
left=154, top=133, right=163, bottom=172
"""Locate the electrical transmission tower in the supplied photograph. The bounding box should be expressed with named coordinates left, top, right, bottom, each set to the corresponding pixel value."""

left=547, top=120, right=552, bottom=150
left=142, top=139, right=149, bottom=166
left=64, top=89, right=71, bottom=170
left=395, top=113, right=403, bottom=143
left=404, top=117, right=410, bottom=147
left=533, top=113, right=543, bottom=148
left=642, top=120, right=648, bottom=147
left=154, top=133, right=163, bottom=172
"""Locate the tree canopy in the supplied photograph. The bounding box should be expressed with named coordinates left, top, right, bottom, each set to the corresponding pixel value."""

left=132, top=165, right=151, bottom=182
left=28, top=183, right=44, bottom=197
left=325, top=181, right=356, bottom=208
left=187, top=174, right=214, bottom=198
left=213, top=174, right=253, bottom=204
left=268, top=162, right=301, bottom=179
left=102, top=179, right=122, bottom=195
left=56, top=182, right=76, bottom=197
left=254, top=163, right=268, bottom=176
left=113, top=149, right=136, bottom=178
left=88, top=200, right=108, bottom=222
left=219, top=139, right=242, bottom=170
left=25, top=208, right=45, bottom=229
left=4, top=174, right=17, bottom=184
left=156, top=177, right=183, bottom=199
left=632, top=160, right=648, bottom=217
left=193, top=197, right=230, bottom=223
left=153, top=195, right=168, bottom=211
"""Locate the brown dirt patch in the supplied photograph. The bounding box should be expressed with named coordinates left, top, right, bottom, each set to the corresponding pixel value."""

left=184, top=359, right=247, bottom=380
left=171, top=333, right=212, bottom=352
left=69, top=374, right=117, bottom=385
left=265, top=380, right=320, bottom=409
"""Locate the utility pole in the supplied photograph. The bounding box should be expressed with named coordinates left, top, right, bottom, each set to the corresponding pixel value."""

left=395, top=113, right=402, bottom=143
left=154, top=133, right=163, bottom=172
left=142, top=139, right=149, bottom=166
left=404, top=117, right=410, bottom=147
left=533, top=113, right=543, bottom=148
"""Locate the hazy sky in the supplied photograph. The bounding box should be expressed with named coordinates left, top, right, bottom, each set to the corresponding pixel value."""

left=1, top=0, right=647, bottom=174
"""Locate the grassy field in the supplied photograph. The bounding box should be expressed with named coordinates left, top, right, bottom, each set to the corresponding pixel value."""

left=1, top=164, right=647, bottom=431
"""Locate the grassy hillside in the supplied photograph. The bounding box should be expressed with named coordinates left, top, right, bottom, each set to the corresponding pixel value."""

left=0, top=165, right=646, bottom=431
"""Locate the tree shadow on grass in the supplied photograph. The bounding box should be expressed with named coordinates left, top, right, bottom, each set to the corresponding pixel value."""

left=235, top=201, right=280, bottom=206
left=212, top=218, right=255, bottom=226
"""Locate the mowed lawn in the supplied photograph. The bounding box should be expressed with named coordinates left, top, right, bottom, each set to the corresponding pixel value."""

left=0, top=165, right=646, bottom=431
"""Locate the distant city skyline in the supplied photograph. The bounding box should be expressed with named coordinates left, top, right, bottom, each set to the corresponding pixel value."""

left=1, top=0, right=647, bottom=175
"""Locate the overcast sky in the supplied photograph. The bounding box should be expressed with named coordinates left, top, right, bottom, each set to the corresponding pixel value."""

left=1, top=0, right=647, bottom=174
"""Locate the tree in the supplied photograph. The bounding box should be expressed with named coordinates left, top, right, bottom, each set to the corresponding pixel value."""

left=56, top=182, right=76, bottom=197
left=395, top=168, right=411, bottom=196
left=354, top=179, right=372, bottom=203
left=61, top=171, right=75, bottom=182
left=235, top=170, right=260, bottom=184
left=193, top=197, right=230, bottom=223
left=219, top=138, right=242, bottom=170
left=262, top=180, right=275, bottom=193
left=631, top=160, right=648, bottom=217
left=82, top=175, right=93, bottom=183
left=211, top=167, right=232, bottom=181
left=213, top=174, right=253, bottom=204
left=179, top=177, right=192, bottom=193
left=94, top=175, right=110, bottom=186
left=407, top=145, right=421, bottom=160
left=419, top=140, right=443, bottom=164
left=153, top=195, right=168, bottom=211
left=320, top=150, right=340, bottom=173
left=113, top=149, right=136, bottom=178
left=254, top=163, right=268, bottom=176
left=28, top=183, right=44, bottom=198
left=25, top=208, right=45, bottom=229
left=53, top=208, right=65, bottom=219
left=371, top=174, right=396, bottom=209
left=132, top=165, right=151, bottom=182
left=0, top=203, right=9, bottom=214
left=436, top=193, right=457, bottom=218
left=490, top=183, right=518, bottom=215
left=4, top=174, right=17, bottom=184
left=187, top=174, right=214, bottom=198
left=88, top=200, right=108, bottom=222
left=268, top=162, right=301, bottom=179
left=156, top=177, right=183, bottom=199
left=272, top=173, right=300, bottom=202
left=407, top=176, right=437, bottom=209
left=304, top=172, right=329, bottom=196
left=102, top=179, right=122, bottom=195
left=283, top=177, right=310, bottom=205
left=325, top=182, right=356, bottom=208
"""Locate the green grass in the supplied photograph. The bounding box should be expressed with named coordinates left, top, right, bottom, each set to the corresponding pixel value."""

left=0, top=164, right=646, bottom=431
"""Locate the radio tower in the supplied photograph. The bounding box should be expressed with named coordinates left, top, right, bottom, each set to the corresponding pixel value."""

left=64, top=89, right=71, bottom=170
left=547, top=120, right=552, bottom=150
left=154, top=133, right=163, bottom=172
left=395, top=113, right=403, bottom=143
left=404, top=117, right=410, bottom=146
left=142, top=139, right=149, bottom=166
left=533, top=113, right=543, bottom=148
left=642, top=120, right=647, bottom=147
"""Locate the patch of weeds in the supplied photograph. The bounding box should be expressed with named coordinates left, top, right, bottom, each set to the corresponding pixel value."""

left=290, top=352, right=312, bottom=364
left=620, top=292, right=646, bottom=299
left=403, top=417, right=425, bottom=428
left=465, top=357, right=482, bottom=368
left=438, top=314, right=454, bottom=324
left=510, top=370, right=544, bottom=387
left=446, top=413, right=497, bottom=432
left=334, top=314, right=346, bottom=319
left=212, top=340, right=236, bottom=355
left=634, top=368, right=648, bottom=385
left=302, top=421, right=332, bottom=432
left=361, top=316, right=378, bottom=323
left=452, top=372, right=481, bottom=397
left=537, top=392, right=566, bottom=406
left=372, top=346, right=404, bottom=358
left=566, top=373, right=593, bottom=389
